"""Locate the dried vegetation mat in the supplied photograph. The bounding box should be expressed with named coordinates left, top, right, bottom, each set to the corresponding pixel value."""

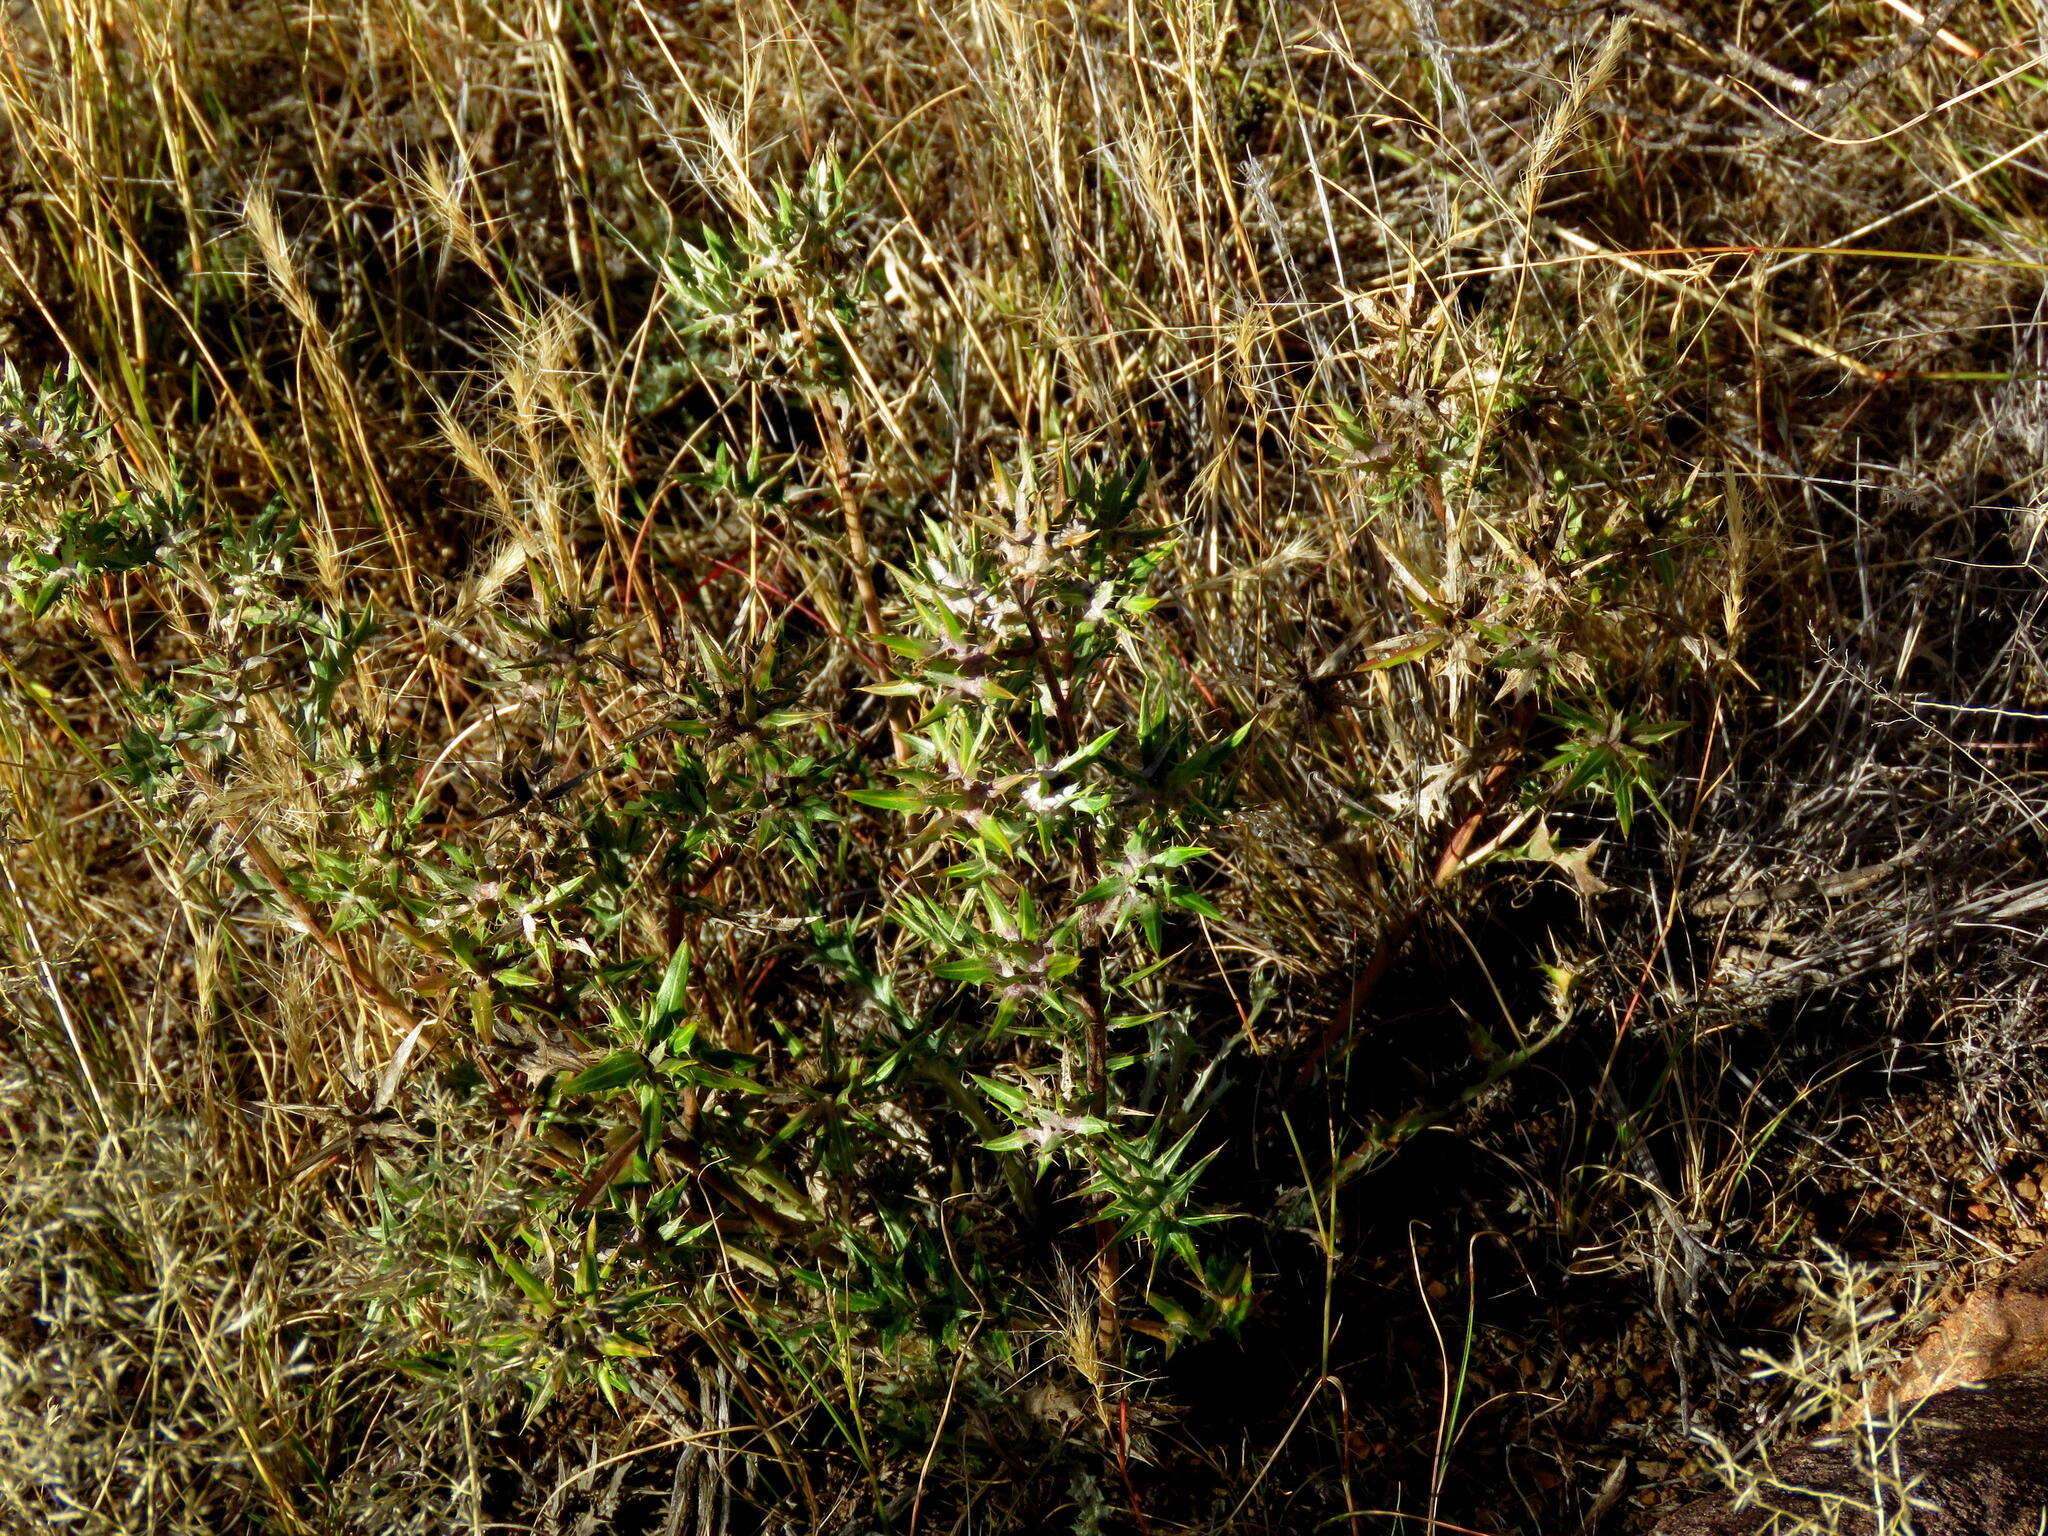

left=4, top=0, right=2048, bottom=1532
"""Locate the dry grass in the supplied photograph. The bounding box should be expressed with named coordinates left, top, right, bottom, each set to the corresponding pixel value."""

left=3, top=1, right=2048, bottom=1531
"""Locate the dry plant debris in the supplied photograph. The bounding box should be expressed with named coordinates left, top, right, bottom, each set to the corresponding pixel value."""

left=2, top=0, right=2048, bottom=1532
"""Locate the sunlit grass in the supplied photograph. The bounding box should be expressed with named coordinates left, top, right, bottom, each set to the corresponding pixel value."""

left=2, top=2, right=2045, bottom=1532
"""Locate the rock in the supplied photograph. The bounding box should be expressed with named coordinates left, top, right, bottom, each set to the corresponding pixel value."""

left=1655, top=1374, right=2048, bottom=1534
left=1869, top=1245, right=2048, bottom=1416
left=1657, top=1246, right=2048, bottom=1534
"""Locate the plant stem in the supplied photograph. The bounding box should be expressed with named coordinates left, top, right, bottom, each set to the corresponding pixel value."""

left=81, top=595, right=430, bottom=1103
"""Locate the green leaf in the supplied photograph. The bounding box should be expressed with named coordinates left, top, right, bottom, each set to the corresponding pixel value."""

left=562, top=1051, right=648, bottom=1096
left=1052, top=726, right=1120, bottom=775
left=650, top=942, right=691, bottom=1028
left=971, top=1075, right=1029, bottom=1113
left=486, top=1238, right=559, bottom=1314
left=1357, top=628, right=1448, bottom=671
left=848, top=788, right=927, bottom=812
left=668, top=1062, right=767, bottom=1095
left=23, top=576, right=69, bottom=618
